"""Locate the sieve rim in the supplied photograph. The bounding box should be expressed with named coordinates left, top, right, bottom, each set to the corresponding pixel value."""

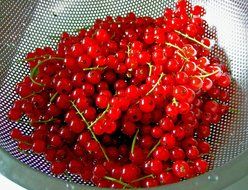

left=0, top=147, right=248, bottom=190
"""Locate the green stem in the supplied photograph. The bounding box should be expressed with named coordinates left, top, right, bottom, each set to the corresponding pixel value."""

left=71, top=101, right=109, bottom=161
left=131, top=174, right=155, bottom=183
left=30, top=56, right=64, bottom=86
left=90, top=127, right=110, bottom=161
left=83, top=66, right=107, bottom=71
left=165, top=42, right=184, bottom=52
left=29, top=76, right=44, bottom=86
left=49, top=92, right=58, bottom=103
left=146, top=73, right=165, bottom=96
left=175, top=30, right=211, bottom=50
left=147, top=62, right=154, bottom=76
left=21, top=90, right=42, bottom=99
left=70, top=101, right=90, bottom=127
left=176, top=51, right=188, bottom=61
left=103, top=176, right=133, bottom=188
left=176, top=51, right=209, bottom=74
left=34, top=117, right=55, bottom=124
left=126, top=43, right=131, bottom=57
left=172, top=97, right=179, bottom=107
left=194, top=69, right=219, bottom=78
left=147, top=140, right=160, bottom=158
left=88, top=104, right=110, bottom=129
left=22, top=54, right=50, bottom=62
left=18, top=140, right=32, bottom=146
left=196, top=65, right=208, bottom=74
left=131, top=129, right=139, bottom=155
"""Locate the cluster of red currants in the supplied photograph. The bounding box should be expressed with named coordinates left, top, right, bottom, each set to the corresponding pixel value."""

left=8, top=0, right=231, bottom=188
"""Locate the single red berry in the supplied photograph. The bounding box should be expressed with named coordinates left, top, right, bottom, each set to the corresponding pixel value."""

left=69, top=118, right=86, bottom=133
left=194, top=159, right=208, bottom=174
left=122, top=121, right=137, bottom=136
left=172, top=160, right=190, bottom=178
left=51, top=161, right=67, bottom=175
left=170, top=147, right=185, bottom=161
left=121, top=164, right=140, bottom=183
left=142, top=178, right=159, bottom=188
left=139, top=96, right=156, bottom=113
left=93, top=164, right=107, bottom=178
left=68, top=160, right=82, bottom=174
left=153, top=146, right=170, bottom=161
left=8, top=108, right=22, bottom=121
left=161, top=133, right=176, bottom=149
left=32, top=140, right=46, bottom=154
left=186, top=146, right=200, bottom=160
left=50, top=135, right=62, bottom=147
left=96, top=94, right=110, bottom=109
left=159, top=117, right=174, bottom=131
left=129, top=147, right=145, bottom=164
left=95, top=29, right=110, bottom=43
left=198, top=141, right=210, bottom=154
left=10, top=128, right=22, bottom=140
left=159, top=171, right=179, bottom=184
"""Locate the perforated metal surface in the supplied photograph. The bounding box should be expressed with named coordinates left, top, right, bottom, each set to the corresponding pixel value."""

left=0, top=0, right=248, bottom=188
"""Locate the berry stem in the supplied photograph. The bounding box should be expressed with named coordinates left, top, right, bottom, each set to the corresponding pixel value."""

left=29, top=76, right=44, bottom=87
left=146, top=140, right=161, bottom=158
left=146, top=72, right=165, bottom=96
left=172, top=97, right=179, bottom=106
left=34, top=117, right=55, bottom=124
left=91, top=129, right=110, bottom=161
left=194, top=69, right=219, bottom=78
left=165, top=42, right=184, bottom=52
left=103, top=176, right=133, bottom=188
left=18, top=140, right=32, bottom=146
left=126, top=43, right=131, bottom=57
left=88, top=104, right=110, bottom=129
left=176, top=51, right=209, bottom=74
left=22, top=54, right=50, bottom=62
left=71, top=101, right=109, bottom=161
left=21, top=90, right=42, bottom=100
left=30, top=56, right=64, bottom=86
left=196, top=65, right=208, bottom=74
left=175, top=30, right=211, bottom=50
left=131, top=128, right=139, bottom=155
left=49, top=92, right=58, bottom=103
left=176, top=51, right=188, bottom=61
left=147, top=62, right=154, bottom=76
left=131, top=174, right=155, bottom=183
left=70, top=101, right=90, bottom=127
left=83, top=66, right=107, bottom=71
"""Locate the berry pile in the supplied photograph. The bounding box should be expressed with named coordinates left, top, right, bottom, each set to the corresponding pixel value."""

left=8, top=0, right=231, bottom=188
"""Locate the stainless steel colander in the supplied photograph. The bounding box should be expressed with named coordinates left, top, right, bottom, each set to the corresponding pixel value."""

left=0, top=0, right=248, bottom=189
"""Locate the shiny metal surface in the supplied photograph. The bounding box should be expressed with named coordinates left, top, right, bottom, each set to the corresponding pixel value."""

left=0, top=0, right=247, bottom=189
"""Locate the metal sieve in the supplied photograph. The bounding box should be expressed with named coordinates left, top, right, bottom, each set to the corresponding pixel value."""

left=0, top=0, right=248, bottom=189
